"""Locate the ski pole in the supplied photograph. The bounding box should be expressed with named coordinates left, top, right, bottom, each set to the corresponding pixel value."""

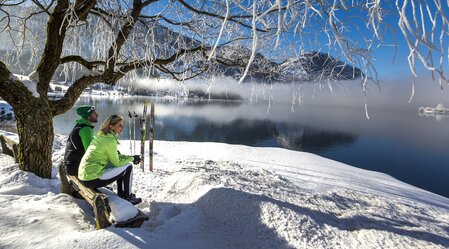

left=140, top=101, right=148, bottom=171
left=133, top=111, right=137, bottom=155
left=128, top=111, right=132, bottom=154
left=149, top=102, right=155, bottom=172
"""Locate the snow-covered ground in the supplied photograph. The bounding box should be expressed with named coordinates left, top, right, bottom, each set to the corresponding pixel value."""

left=0, top=130, right=449, bottom=249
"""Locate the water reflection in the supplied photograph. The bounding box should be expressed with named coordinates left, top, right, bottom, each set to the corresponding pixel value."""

left=159, top=118, right=279, bottom=146
left=274, top=124, right=357, bottom=152
left=53, top=97, right=360, bottom=152
left=418, top=111, right=449, bottom=122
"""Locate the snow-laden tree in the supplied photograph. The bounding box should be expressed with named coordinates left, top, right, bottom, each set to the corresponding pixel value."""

left=0, top=0, right=448, bottom=178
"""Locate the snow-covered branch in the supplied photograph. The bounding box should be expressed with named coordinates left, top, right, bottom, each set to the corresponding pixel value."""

left=395, top=0, right=449, bottom=85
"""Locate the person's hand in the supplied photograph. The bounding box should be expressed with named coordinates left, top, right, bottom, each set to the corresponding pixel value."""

left=132, top=155, right=141, bottom=164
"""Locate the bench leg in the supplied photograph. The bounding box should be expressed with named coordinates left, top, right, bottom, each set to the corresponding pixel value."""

left=58, top=162, right=75, bottom=195
left=0, top=135, right=15, bottom=159
left=12, top=143, right=18, bottom=163
left=93, top=195, right=111, bottom=229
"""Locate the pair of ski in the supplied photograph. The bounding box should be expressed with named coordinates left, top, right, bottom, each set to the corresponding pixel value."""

left=128, top=101, right=155, bottom=172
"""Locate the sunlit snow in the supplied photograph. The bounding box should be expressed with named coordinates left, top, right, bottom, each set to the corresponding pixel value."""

left=9, top=73, right=40, bottom=98
left=0, top=130, right=448, bottom=248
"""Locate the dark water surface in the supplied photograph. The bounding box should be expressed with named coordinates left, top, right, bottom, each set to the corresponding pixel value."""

left=53, top=96, right=449, bottom=198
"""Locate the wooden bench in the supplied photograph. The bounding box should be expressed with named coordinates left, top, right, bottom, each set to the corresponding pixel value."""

left=59, top=163, right=149, bottom=229
left=0, top=134, right=18, bottom=163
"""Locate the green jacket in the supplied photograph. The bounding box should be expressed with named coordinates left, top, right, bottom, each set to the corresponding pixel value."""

left=76, top=118, right=94, bottom=150
left=78, top=131, right=133, bottom=181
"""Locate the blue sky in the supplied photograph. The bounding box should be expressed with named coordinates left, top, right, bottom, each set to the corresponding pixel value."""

left=148, top=1, right=447, bottom=80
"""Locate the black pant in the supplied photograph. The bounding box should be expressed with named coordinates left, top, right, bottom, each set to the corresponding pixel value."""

left=80, top=165, right=133, bottom=196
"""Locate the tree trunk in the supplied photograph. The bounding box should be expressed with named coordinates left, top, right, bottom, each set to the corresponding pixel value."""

left=15, top=104, right=54, bottom=179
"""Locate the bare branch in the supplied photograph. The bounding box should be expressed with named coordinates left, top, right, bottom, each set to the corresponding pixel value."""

left=119, top=45, right=205, bottom=72
left=49, top=74, right=103, bottom=115
left=176, top=0, right=266, bottom=32
left=105, top=0, right=145, bottom=74
left=30, top=0, right=55, bottom=16
left=60, top=55, right=106, bottom=70
left=0, top=0, right=27, bottom=7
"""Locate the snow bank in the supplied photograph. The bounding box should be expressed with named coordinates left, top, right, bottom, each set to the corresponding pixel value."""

left=146, top=157, right=449, bottom=249
left=0, top=131, right=448, bottom=249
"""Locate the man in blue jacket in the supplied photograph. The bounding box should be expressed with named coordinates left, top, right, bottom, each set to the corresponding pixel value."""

left=63, top=105, right=99, bottom=176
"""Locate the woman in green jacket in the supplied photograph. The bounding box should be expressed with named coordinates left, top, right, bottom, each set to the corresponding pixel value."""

left=78, top=115, right=142, bottom=205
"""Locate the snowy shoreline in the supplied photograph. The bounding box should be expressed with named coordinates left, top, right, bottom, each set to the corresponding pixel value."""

left=0, top=131, right=448, bottom=248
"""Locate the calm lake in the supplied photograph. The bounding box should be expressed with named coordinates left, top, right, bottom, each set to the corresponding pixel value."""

left=53, top=96, right=449, bottom=198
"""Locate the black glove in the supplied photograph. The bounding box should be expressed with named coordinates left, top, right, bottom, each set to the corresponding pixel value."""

left=132, top=155, right=141, bottom=164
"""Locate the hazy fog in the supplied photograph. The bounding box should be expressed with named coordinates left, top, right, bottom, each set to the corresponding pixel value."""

left=134, top=75, right=449, bottom=113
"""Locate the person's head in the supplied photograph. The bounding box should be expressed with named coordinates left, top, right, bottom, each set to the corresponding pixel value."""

left=76, top=105, right=98, bottom=123
left=100, top=115, right=124, bottom=135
